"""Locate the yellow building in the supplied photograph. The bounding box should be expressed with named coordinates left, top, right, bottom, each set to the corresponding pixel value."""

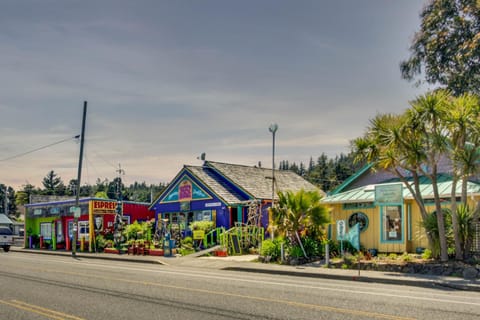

left=323, top=167, right=480, bottom=254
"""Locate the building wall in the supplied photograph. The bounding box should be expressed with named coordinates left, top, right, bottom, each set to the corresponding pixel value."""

left=328, top=197, right=479, bottom=254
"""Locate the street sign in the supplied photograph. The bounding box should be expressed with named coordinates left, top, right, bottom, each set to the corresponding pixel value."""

left=336, top=220, right=346, bottom=240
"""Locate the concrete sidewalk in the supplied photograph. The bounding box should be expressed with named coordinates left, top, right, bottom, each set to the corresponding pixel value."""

left=9, top=246, right=480, bottom=292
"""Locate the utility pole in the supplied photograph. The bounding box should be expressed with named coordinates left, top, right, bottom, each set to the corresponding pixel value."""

left=73, top=101, right=87, bottom=257
left=114, top=164, right=125, bottom=250
left=4, top=186, right=8, bottom=216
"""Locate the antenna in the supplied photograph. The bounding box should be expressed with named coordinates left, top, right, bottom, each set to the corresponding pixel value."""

left=116, top=163, right=125, bottom=199
left=197, top=152, right=206, bottom=161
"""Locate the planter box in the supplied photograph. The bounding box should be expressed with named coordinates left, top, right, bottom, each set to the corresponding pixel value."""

left=148, top=249, right=164, bottom=256
left=104, top=248, right=120, bottom=254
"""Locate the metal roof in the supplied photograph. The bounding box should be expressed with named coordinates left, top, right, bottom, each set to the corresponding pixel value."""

left=323, top=175, right=480, bottom=204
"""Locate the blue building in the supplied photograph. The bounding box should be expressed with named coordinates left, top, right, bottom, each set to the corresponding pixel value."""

left=150, top=161, right=320, bottom=234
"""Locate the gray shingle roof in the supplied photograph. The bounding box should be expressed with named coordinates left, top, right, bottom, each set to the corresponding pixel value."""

left=0, top=214, right=13, bottom=225
left=205, top=161, right=322, bottom=200
left=185, top=165, right=245, bottom=204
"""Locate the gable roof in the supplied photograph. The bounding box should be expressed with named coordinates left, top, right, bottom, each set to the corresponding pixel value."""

left=204, top=161, right=322, bottom=200
left=184, top=165, right=246, bottom=204
left=151, top=161, right=322, bottom=208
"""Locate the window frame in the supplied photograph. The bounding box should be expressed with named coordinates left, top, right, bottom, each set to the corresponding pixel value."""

left=380, top=205, right=404, bottom=243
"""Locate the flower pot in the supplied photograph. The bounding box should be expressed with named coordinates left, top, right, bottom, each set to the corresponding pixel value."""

left=215, top=250, right=228, bottom=257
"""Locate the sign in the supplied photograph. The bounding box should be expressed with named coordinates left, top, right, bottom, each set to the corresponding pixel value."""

left=179, top=180, right=192, bottom=201
left=375, top=183, right=403, bottom=204
left=180, top=201, right=190, bottom=212
left=336, top=220, right=346, bottom=240
left=205, top=202, right=221, bottom=208
left=193, top=230, right=205, bottom=240
left=92, top=200, right=117, bottom=213
left=70, top=206, right=81, bottom=218
left=346, top=223, right=360, bottom=251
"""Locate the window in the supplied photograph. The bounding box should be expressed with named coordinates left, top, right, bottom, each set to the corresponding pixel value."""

left=40, top=222, right=52, bottom=240
left=78, top=221, right=89, bottom=240
left=348, top=212, right=369, bottom=232
left=382, top=206, right=402, bottom=242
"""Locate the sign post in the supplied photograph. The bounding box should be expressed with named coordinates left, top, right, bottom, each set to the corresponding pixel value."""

left=336, top=220, right=346, bottom=257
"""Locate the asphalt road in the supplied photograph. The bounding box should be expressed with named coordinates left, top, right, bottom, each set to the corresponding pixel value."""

left=0, top=251, right=479, bottom=320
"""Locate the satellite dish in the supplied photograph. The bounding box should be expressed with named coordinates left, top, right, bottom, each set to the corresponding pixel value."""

left=199, top=152, right=206, bottom=160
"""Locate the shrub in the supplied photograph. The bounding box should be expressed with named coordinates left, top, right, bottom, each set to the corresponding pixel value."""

left=288, top=245, right=304, bottom=259
left=182, top=236, right=193, bottom=245
left=388, top=253, right=398, bottom=260
left=260, top=239, right=281, bottom=260
left=190, top=221, right=214, bottom=233
left=401, top=252, right=412, bottom=262
left=95, top=234, right=107, bottom=251
left=302, top=237, right=322, bottom=257
left=422, top=248, right=433, bottom=260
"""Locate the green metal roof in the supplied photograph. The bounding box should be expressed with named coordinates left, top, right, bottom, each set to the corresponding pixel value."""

left=323, top=175, right=480, bottom=204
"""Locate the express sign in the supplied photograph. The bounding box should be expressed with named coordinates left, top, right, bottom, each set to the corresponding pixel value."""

left=93, top=201, right=117, bottom=213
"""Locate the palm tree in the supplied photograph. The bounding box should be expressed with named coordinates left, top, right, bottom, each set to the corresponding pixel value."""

left=407, top=90, right=450, bottom=262
left=444, top=93, right=480, bottom=259
left=271, top=189, right=330, bottom=258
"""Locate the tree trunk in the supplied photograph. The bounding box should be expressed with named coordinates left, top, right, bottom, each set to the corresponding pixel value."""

left=295, top=231, right=308, bottom=259
left=431, top=174, right=449, bottom=262
left=450, top=176, right=463, bottom=260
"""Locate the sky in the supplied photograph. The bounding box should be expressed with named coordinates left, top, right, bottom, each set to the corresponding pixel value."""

left=0, top=0, right=429, bottom=190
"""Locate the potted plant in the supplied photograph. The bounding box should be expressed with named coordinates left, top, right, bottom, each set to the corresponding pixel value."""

left=215, top=246, right=228, bottom=257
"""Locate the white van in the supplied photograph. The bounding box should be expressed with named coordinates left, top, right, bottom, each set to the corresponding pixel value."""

left=0, top=226, right=13, bottom=252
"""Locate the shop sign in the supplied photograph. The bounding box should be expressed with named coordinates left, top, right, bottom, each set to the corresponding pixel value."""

left=93, top=200, right=117, bottom=213
left=375, top=183, right=403, bottom=204
left=205, top=202, right=221, bottom=208
left=193, top=230, right=205, bottom=240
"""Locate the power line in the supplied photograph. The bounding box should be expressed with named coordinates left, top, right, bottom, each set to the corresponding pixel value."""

left=0, top=135, right=80, bottom=162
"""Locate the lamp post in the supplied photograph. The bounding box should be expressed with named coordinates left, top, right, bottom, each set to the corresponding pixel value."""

left=268, top=123, right=278, bottom=239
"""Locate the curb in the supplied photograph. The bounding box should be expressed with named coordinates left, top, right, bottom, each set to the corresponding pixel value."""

left=9, top=247, right=166, bottom=265
left=222, top=266, right=480, bottom=292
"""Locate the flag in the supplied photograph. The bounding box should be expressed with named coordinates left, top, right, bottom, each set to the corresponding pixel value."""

left=346, top=223, right=360, bottom=251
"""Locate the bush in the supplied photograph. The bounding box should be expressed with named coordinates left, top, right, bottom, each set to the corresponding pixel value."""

left=182, top=236, right=193, bottom=245
left=190, top=221, right=214, bottom=233
left=422, top=248, right=433, bottom=260
left=260, top=239, right=281, bottom=260
left=288, top=245, right=304, bottom=259
left=302, top=237, right=322, bottom=257
left=95, top=234, right=107, bottom=251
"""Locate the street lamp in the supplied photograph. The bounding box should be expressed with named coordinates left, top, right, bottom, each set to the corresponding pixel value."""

left=268, top=123, right=278, bottom=239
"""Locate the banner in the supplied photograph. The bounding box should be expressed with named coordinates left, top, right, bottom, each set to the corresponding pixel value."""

left=346, top=223, right=360, bottom=251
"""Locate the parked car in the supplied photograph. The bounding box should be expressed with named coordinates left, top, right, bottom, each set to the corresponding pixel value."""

left=0, top=226, right=13, bottom=252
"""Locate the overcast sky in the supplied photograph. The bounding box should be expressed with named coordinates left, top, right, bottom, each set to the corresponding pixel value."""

left=0, top=1, right=429, bottom=190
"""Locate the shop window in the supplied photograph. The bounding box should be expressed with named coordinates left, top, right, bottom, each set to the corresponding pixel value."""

left=40, top=222, right=52, bottom=240
left=202, top=210, right=211, bottom=221
left=348, top=212, right=369, bottom=232
left=78, top=221, right=89, bottom=240
left=382, top=206, right=402, bottom=242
